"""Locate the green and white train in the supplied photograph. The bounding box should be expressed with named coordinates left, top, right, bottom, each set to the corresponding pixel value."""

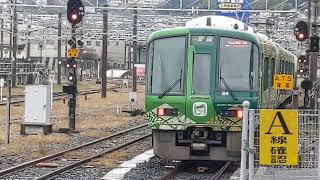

left=145, top=16, right=297, bottom=161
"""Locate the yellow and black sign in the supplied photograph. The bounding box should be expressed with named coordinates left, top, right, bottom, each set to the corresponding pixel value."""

left=218, top=3, right=241, bottom=9
left=260, top=109, right=298, bottom=165
left=273, top=74, right=294, bottom=90
left=68, top=48, right=78, bottom=58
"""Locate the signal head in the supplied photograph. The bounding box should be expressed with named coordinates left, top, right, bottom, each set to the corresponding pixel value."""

left=67, top=0, right=84, bottom=25
left=310, top=35, right=319, bottom=52
left=294, top=21, right=309, bottom=42
left=298, top=55, right=308, bottom=64
left=66, top=58, right=77, bottom=69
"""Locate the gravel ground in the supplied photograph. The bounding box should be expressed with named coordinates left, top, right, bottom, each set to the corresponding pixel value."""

left=55, top=138, right=152, bottom=180
left=123, top=157, right=175, bottom=180
left=124, top=158, right=239, bottom=180
left=1, top=123, right=150, bottom=179
left=0, top=118, right=147, bottom=170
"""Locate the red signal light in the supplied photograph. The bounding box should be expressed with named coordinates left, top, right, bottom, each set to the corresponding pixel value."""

left=298, top=33, right=304, bottom=40
left=67, top=9, right=81, bottom=24
left=71, top=13, right=78, bottom=20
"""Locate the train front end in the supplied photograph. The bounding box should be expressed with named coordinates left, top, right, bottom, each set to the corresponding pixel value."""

left=145, top=21, right=260, bottom=161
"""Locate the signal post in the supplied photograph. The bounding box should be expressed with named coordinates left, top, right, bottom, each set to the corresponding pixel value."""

left=294, top=18, right=319, bottom=109
left=63, top=0, right=84, bottom=131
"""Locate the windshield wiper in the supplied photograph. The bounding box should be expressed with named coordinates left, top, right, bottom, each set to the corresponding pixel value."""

left=158, top=69, right=182, bottom=98
left=220, top=76, right=238, bottom=101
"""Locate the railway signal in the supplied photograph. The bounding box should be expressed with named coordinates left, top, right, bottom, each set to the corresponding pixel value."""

left=67, top=0, right=84, bottom=25
left=310, top=35, right=319, bottom=52
left=294, top=21, right=309, bottom=42
left=63, top=0, right=85, bottom=132
left=298, top=55, right=309, bottom=76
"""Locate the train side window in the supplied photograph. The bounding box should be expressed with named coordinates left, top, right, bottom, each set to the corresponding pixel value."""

left=192, top=54, right=211, bottom=95
left=270, top=58, right=275, bottom=87
left=263, top=57, right=269, bottom=90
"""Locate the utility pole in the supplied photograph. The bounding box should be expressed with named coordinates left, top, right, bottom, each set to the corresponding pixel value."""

left=0, top=18, right=3, bottom=60
left=101, top=4, right=108, bottom=98
left=124, top=42, right=127, bottom=70
left=11, top=0, right=17, bottom=87
left=128, top=43, right=131, bottom=70
left=309, top=0, right=319, bottom=109
left=26, top=25, right=31, bottom=60
left=132, top=6, right=138, bottom=92
left=9, top=15, right=12, bottom=60
left=57, top=13, right=62, bottom=85
left=5, top=79, right=11, bottom=144
left=64, top=0, right=85, bottom=131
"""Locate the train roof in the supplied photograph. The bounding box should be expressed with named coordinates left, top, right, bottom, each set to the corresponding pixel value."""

left=148, top=16, right=296, bottom=63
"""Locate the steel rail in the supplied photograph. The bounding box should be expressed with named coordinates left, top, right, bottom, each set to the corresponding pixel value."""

left=210, top=161, right=231, bottom=180
left=36, top=133, right=152, bottom=180
left=0, top=123, right=148, bottom=177
left=0, top=80, right=126, bottom=105
left=159, top=167, right=178, bottom=180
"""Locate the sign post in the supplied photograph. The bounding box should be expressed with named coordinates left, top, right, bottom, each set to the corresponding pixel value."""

left=260, top=109, right=298, bottom=165
left=0, top=78, right=4, bottom=101
left=49, top=74, right=54, bottom=109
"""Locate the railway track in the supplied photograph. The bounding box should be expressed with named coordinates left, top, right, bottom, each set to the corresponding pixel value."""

left=0, top=79, right=131, bottom=106
left=210, top=161, right=231, bottom=180
left=160, top=161, right=231, bottom=180
left=0, top=123, right=151, bottom=180
left=0, top=89, right=101, bottom=106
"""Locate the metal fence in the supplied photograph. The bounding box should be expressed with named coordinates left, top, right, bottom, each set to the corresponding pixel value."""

left=242, top=108, right=320, bottom=180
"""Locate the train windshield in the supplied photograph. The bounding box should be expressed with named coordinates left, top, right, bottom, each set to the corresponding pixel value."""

left=218, top=37, right=259, bottom=91
left=147, top=36, right=186, bottom=95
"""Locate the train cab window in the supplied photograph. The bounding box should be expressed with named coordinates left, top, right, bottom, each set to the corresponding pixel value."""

left=218, top=37, right=259, bottom=91
left=192, top=54, right=211, bottom=95
left=147, top=36, right=186, bottom=95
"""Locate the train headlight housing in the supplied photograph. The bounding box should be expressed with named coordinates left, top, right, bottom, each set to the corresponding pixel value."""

left=221, top=109, right=243, bottom=118
left=157, top=108, right=178, bottom=116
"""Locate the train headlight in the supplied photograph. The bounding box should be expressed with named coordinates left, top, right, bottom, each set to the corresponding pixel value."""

left=157, top=108, right=165, bottom=116
left=236, top=109, right=243, bottom=118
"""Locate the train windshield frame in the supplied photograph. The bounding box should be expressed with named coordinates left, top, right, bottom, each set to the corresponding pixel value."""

left=146, top=36, right=187, bottom=95
left=218, top=37, right=259, bottom=91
